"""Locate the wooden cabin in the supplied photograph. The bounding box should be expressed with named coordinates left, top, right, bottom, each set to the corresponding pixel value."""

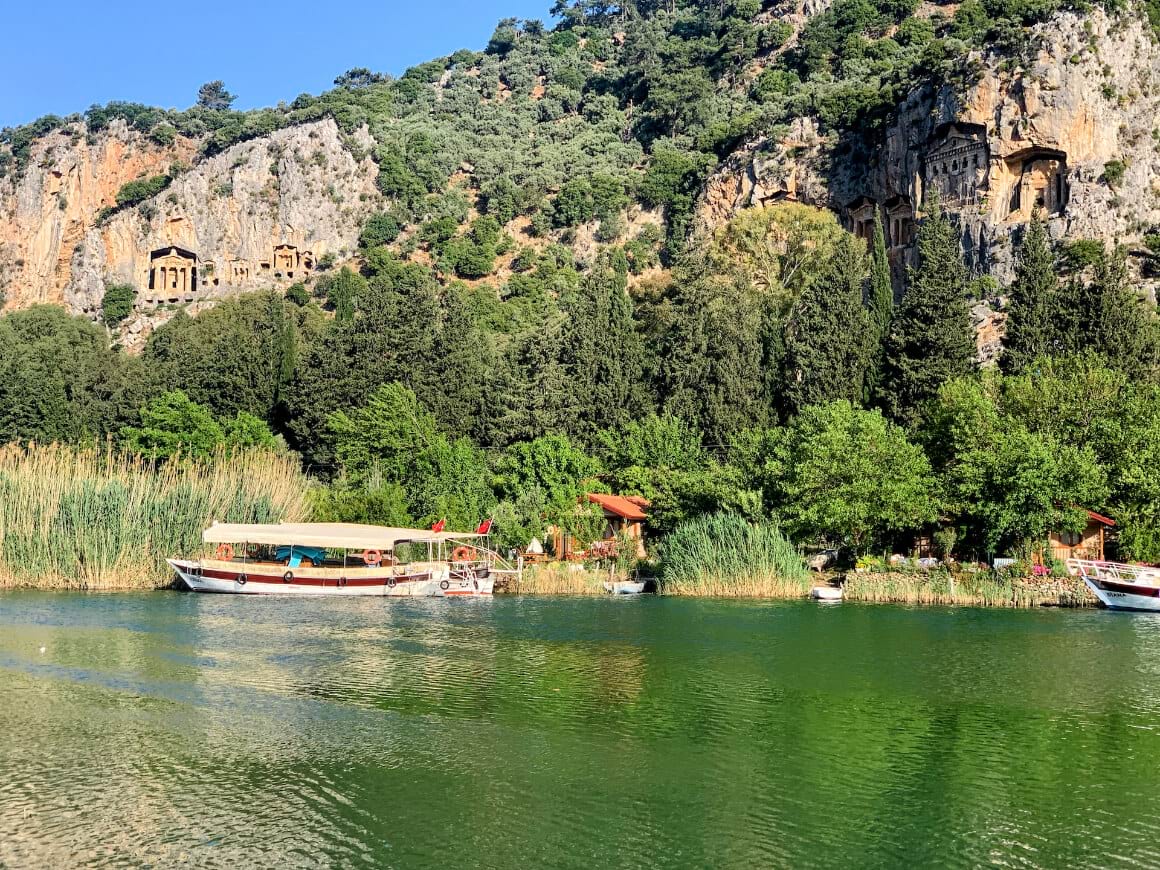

left=1049, top=509, right=1114, bottom=562
left=587, top=493, right=650, bottom=558
left=548, top=493, right=651, bottom=560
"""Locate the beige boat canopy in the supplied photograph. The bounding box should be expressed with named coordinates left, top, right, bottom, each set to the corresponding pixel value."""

left=202, top=522, right=483, bottom=552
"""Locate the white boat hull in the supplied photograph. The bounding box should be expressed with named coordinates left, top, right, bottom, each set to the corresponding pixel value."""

left=1082, top=576, right=1160, bottom=612
left=603, top=580, right=646, bottom=595
left=811, top=585, right=843, bottom=601
left=167, top=559, right=494, bottom=597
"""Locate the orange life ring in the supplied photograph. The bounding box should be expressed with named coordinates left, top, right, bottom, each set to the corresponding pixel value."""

left=451, top=546, right=476, bottom=562
left=215, top=543, right=235, bottom=561
left=363, top=549, right=383, bottom=566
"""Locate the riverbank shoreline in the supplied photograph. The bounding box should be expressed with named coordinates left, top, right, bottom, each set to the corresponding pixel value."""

left=499, top=566, right=1098, bottom=607
left=2, top=566, right=1097, bottom=608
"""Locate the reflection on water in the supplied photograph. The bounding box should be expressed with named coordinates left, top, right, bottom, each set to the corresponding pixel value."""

left=2, top=594, right=1160, bottom=867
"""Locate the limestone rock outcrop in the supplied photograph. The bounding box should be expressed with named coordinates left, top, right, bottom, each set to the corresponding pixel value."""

left=0, top=118, right=379, bottom=315
left=698, top=9, right=1160, bottom=288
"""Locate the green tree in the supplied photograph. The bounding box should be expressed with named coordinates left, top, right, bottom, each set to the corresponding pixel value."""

left=559, top=262, right=652, bottom=442
left=120, top=390, right=225, bottom=459
left=865, top=215, right=893, bottom=401
left=101, top=284, right=136, bottom=326
left=884, top=202, right=975, bottom=425
left=925, top=374, right=1109, bottom=556
left=197, top=81, right=236, bottom=110
left=1001, top=213, right=1057, bottom=374
left=491, top=324, right=570, bottom=446
left=775, top=400, right=938, bottom=552
left=1089, top=246, right=1156, bottom=377
left=493, top=434, right=599, bottom=508
left=319, top=267, right=366, bottom=322
left=334, top=68, right=388, bottom=89
left=0, top=306, right=143, bottom=444
left=327, top=383, right=493, bottom=529
left=360, top=212, right=402, bottom=248
left=284, top=282, right=310, bottom=306
left=781, top=233, right=870, bottom=415
left=223, top=411, right=279, bottom=450
left=649, top=268, right=774, bottom=446
left=285, top=263, right=443, bottom=467
left=141, top=292, right=306, bottom=422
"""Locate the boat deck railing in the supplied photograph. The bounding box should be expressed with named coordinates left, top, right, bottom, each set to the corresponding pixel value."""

left=1066, top=558, right=1160, bottom=586
left=448, top=539, right=523, bottom=583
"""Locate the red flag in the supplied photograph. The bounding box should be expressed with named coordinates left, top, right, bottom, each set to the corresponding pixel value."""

left=431, top=518, right=446, bottom=532
left=475, top=519, right=493, bottom=535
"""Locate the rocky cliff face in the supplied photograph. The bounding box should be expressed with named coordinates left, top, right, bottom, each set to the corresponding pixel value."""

left=0, top=118, right=379, bottom=316
left=0, top=122, right=193, bottom=309
left=2, top=6, right=1155, bottom=361
left=699, top=9, right=1160, bottom=286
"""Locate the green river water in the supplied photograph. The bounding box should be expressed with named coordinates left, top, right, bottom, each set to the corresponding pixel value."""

left=1, top=593, right=1159, bottom=868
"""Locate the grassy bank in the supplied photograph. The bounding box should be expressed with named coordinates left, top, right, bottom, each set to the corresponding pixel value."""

left=840, top=571, right=1094, bottom=608
left=0, top=443, right=308, bottom=590
left=504, top=565, right=1093, bottom=607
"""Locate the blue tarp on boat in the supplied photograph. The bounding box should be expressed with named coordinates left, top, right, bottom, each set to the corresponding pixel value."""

left=275, top=545, right=327, bottom=567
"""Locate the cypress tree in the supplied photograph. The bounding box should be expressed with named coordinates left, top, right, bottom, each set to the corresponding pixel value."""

left=558, top=260, right=652, bottom=443
left=782, top=233, right=871, bottom=415
left=270, top=294, right=297, bottom=411
left=491, top=324, right=570, bottom=447
left=864, top=214, right=893, bottom=402
left=884, top=200, right=975, bottom=425
left=1000, top=212, right=1056, bottom=374
left=1089, top=245, right=1155, bottom=377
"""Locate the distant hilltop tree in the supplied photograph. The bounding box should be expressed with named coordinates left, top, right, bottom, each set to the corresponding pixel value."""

left=196, top=81, right=236, bottom=111
left=333, top=68, right=388, bottom=90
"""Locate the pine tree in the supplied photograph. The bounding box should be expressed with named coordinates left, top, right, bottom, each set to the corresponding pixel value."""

left=782, top=233, right=871, bottom=415
left=884, top=200, right=975, bottom=425
left=1000, top=212, right=1056, bottom=374
left=864, top=215, right=893, bottom=402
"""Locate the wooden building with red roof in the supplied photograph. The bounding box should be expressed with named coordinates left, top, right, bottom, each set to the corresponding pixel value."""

left=548, top=493, right=652, bottom=561
left=1049, top=509, right=1114, bottom=562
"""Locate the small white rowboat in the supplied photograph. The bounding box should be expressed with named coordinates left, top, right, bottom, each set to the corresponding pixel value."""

left=603, top=580, right=647, bottom=595
left=810, top=585, right=844, bottom=601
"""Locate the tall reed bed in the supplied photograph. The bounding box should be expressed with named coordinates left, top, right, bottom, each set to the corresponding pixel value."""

left=658, top=512, right=809, bottom=597
left=0, top=444, right=309, bottom=590
left=507, top=563, right=613, bottom=595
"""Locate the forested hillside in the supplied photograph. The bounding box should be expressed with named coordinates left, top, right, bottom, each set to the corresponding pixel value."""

left=4, top=0, right=1160, bottom=565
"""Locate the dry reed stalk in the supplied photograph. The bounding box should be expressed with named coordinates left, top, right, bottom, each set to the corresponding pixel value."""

left=510, top=563, right=611, bottom=595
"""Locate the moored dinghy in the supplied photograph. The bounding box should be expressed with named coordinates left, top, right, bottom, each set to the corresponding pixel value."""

left=810, top=585, right=843, bottom=601
left=167, top=521, right=505, bottom=596
left=602, top=580, right=647, bottom=595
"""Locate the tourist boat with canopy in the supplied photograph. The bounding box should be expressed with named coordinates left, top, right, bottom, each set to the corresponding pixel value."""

left=167, top=521, right=507, bottom=596
left=1067, top=558, right=1160, bottom=611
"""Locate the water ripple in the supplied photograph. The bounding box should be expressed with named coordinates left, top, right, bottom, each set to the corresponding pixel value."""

left=2, top=595, right=1160, bottom=867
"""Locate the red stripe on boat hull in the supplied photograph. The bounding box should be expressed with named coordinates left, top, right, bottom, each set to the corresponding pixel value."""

left=200, top=568, right=431, bottom=588
left=1094, top=578, right=1160, bottom=598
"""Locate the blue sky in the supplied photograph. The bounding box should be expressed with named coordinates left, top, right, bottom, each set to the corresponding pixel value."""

left=0, top=0, right=553, bottom=129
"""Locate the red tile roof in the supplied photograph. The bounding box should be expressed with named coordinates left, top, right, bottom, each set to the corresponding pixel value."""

left=1086, top=509, right=1115, bottom=527
left=587, top=493, right=649, bottom=520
